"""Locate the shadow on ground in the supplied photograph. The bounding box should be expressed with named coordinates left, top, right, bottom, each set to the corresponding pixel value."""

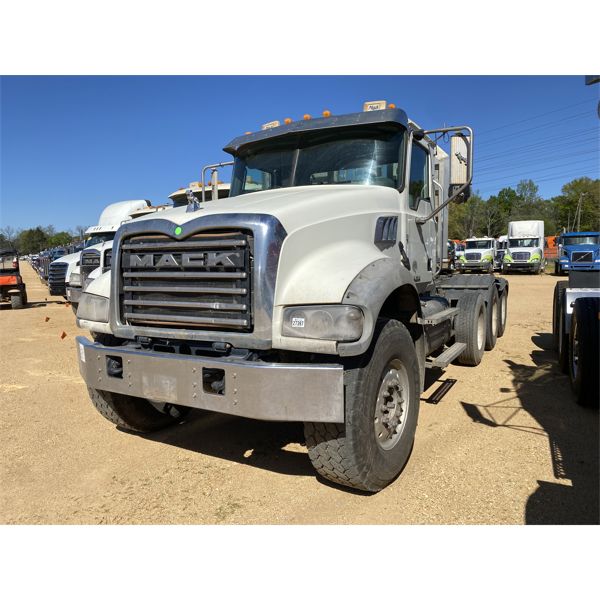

left=138, top=411, right=315, bottom=478
left=460, top=331, right=599, bottom=524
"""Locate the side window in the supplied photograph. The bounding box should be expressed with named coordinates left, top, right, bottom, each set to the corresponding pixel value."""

left=408, top=143, right=430, bottom=211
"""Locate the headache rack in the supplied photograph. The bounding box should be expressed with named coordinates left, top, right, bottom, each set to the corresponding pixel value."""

left=119, top=231, right=253, bottom=332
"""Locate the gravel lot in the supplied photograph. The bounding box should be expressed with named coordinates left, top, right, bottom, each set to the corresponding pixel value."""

left=1, top=262, right=598, bottom=524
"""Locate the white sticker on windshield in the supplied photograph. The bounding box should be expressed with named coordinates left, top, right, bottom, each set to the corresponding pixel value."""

left=291, top=317, right=305, bottom=328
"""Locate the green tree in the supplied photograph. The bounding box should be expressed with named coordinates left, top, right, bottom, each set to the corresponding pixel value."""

left=48, top=231, right=73, bottom=247
left=551, top=177, right=600, bottom=232
left=16, top=227, right=49, bottom=254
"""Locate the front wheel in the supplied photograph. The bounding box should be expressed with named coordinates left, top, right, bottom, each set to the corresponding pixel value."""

left=304, top=319, right=421, bottom=492
left=87, top=387, right=190, bottom=433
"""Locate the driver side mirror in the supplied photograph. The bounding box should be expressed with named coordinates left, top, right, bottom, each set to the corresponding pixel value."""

left=449, top=133, right=471, bottom=202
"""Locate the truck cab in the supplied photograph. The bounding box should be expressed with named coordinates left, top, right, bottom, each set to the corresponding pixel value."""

left=75, top=101, right=508, bottom=492
left=459, top=237, right=496, bottom=273
left=555, top=231, right=600, bottom=275
left=503, top=220, right=545, bottom=274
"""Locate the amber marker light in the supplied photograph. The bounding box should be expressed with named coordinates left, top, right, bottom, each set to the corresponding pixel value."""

left=284, top=118, right=292, bottom=124
left=322, top=110, right=331, bottom=117
left=303, top=114, right=311, bottom=120
left=388, top=103, right=396, bottom=109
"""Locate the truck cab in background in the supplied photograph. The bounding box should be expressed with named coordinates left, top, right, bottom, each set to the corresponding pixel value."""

left=57, top=200, right=153, bottom=306
left=458, top=237, right=496, bottom=273
left=555, top=231, right=600, bottom=275
left=502, top=220, right=545, bottom=274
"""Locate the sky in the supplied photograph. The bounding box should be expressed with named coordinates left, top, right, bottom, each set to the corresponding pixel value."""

left=1, top=75, right=598, bottom=231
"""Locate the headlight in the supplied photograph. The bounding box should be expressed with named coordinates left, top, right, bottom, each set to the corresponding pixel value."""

left=531, top=257, right=540, bottom=262
left=69, top=273, right=81, bottom=286
left=77, top=293, right=109, bottom=323
left=282, top=305, right=364, bottom=342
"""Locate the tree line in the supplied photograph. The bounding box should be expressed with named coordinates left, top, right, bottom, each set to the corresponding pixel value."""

left=449, top=176, right=599, bottom=240
left=0, top=225, right=89, bottom=254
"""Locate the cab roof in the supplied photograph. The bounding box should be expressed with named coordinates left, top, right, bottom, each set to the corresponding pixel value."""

left=562, top=231, right=600, bottom=236
left=224, top=108, right=410, bottom=156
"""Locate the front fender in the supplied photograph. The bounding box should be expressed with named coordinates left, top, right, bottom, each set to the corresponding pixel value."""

left=338, top=257, right=418, bottom=356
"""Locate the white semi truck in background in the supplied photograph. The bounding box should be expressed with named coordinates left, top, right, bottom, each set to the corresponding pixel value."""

left=48, top=200, right=152, bottom=305
left=502, top=220, right=545, bottom=274
left=458, top=237, right=496, bottom=273
left=78, top=182, right=231, bottom=295
left=74, top=101, right=509, bottom=492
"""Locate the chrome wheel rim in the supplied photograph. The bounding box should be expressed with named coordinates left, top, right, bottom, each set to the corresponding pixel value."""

left=374, top=360, right=410, bottom=450
left=571, top=317, right=579, bottom=378
left=477, top=309, right=485, bottom=350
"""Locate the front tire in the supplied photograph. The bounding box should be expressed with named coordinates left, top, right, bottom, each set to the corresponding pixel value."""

left=304, top=319, right=421, bottom=492
left=11, top=294, right=24, bottom=309
left=568, top=298, right=599, bottom=407
left=87, top=387, right=189, bottom=433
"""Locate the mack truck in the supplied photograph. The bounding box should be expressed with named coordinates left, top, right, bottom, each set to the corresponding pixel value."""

left=554, top=231, right=600, bottom=275
left=458, top=237, right=496, bottom=273
left=49, top=200, right=153, bottom=307
left=502, top=220, right=545, bottom=274
left=75, top=101, right=509, bottom=492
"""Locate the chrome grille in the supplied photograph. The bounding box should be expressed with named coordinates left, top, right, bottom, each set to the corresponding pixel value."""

left=81, top=249, right=101, bottom=282
left=572, top=251, right=593, bottom=263
left=48, top=261, right=68, bottom=295
left=512, top=252, right=530, bottom=261
left=120, top=231, right=252, bottom=331
left=465, top=252, right=481, bottom=261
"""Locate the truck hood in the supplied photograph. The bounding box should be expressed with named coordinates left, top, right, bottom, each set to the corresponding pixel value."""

left=51, top=251, right=80, bottom=267
left=128, top=185, right=400, bottom=234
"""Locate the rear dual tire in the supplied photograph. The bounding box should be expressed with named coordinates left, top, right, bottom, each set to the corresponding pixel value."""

left=455, top=292, right=487, bottom=366
left=568, top=298, right=599, bottom=407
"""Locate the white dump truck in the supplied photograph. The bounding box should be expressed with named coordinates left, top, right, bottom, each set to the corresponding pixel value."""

left=75, top=101, right=509, bottom=492
left=63, top=200, right=152, bottom=307
left=458, top=237, right=496, bottom=273
left=502, top=220, right=545, bottom=274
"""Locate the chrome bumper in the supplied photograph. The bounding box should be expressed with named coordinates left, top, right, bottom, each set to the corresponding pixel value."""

left=76, top=336, right=344, bottom=422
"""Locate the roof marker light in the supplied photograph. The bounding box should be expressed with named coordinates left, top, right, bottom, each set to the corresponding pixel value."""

left=322, top=110, right=331, bottom=117
left=244, top=131, right=252, bottom=135
left=284, top=118, right=292, bottom=124
left=303, top=114, right=311, bottom=120
left=388, top=103, right=396, bottom=109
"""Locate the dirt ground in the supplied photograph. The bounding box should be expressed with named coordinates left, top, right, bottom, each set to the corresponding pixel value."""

left=1, top=262, right=598, bottom=524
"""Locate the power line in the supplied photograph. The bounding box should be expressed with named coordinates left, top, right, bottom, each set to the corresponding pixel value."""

left=476, top=129, right=599, bottom=163
left=477, top=111, right=594, bottom=148
left=474, top=157, right=599, bottom=185
left=476, top=148, right=599, bottom=175
left=477, top=99, right=595, bottom=135
left=475, top=169, right=598, bottom=195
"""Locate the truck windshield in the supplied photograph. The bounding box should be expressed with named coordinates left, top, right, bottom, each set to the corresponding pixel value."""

left=563, top=234, right=600, bottom=245
left=466, top=240, right=492, bottom=249
left=498, top=241, right=507, bottom=249
left=230, top=130, right=404, bottom=196
left=85, top=232, right=115, bottom=247
left=509, top=238, right=539, bottom=248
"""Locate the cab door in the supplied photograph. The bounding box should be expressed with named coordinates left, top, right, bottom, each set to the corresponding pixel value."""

left=405, top=139, right=435, bottom=285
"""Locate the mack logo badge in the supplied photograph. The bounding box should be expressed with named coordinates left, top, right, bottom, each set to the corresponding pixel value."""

left=128, top=251, right=244, bottom=268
